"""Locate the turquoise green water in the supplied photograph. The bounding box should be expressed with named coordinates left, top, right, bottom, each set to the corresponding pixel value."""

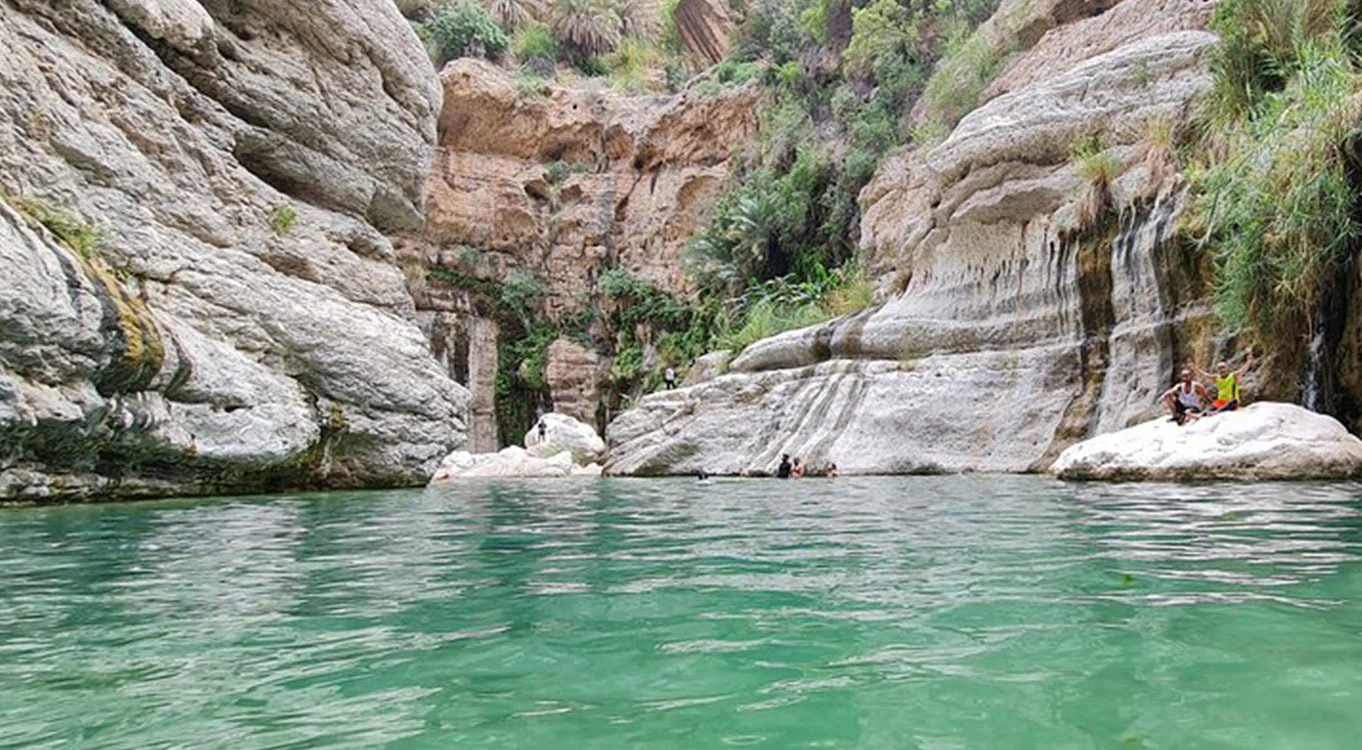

left=3, top=477, right=1362, bottom=749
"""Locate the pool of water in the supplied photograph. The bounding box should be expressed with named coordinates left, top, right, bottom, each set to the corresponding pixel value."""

left=2, top=476, right=1361, bottom=749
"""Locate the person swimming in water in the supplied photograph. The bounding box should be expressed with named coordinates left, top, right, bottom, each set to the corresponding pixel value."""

left=1161, top=368, right=1209, bottom=425
left=1189, top=350, right=1254, bottom=414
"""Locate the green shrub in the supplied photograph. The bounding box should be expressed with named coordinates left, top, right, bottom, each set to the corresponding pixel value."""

left=14, top=196, right=100, bottom=260
left=733, top=0, right=808, bottom=65
left=607, top=36, right=662, bottom=89
left=716, top=297, right=829, bottom=352
left=514, top=20, right=559, bottom=66
left=423, top=0, right=511, bottom=65
left=843, top=0, right=920, bottom=93
left=1188, top=0, right=1362, bottom=335
left=500, top=270, right=548, bottom=318
left=1204, top=0, right=1342, bottom=125
left=917, top=22, right=1007, bottom=135
left=269, top=204, right=297, bottom=236
left=1071, top=135, right=1120, bottom=230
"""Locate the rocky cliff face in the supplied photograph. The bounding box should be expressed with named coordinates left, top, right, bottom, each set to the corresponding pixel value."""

left=402, top=59, right=758, bottom=439
left=606, top=0, right=1228, bottom=476
left=0, top=0, right=469, bottom=501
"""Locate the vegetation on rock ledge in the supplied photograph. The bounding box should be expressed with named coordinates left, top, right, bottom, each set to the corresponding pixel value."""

left=1186, top=0, right=1362, bottom=341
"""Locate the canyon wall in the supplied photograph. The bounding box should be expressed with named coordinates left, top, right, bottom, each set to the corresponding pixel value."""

left=0, top=0, right=468, bottom=501
left=401, top=59, right=758, bottom=438
left=606, top=0, right=1230, bottom=475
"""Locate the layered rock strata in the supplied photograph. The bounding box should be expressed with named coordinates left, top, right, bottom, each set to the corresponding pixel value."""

left=606, top=0, right=1224, bottom=476
left=0, top=0, right=468, bottom=501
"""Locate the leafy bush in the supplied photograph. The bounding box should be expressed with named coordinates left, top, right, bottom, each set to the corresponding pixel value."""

left=500, top=270, right=548, bottom=319
left=424, top=0, right=511, bottom=65
left=269, top=205, right=297, bottom=236
left=606, top=36, right=662, bottom=90
left=514, top=20, right=559, bottom=66
left=733, top=0, right=810, bottom=65
left=844, top=0, right=922, bottom=101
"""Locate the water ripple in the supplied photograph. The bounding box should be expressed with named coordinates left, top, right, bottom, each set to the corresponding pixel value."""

left=2, top=477, right=1361, bottom=748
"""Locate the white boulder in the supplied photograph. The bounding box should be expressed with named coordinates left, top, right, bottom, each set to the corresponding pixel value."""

left=1050, top=402, right=1362, bottom=480
left=525, top=412, right=606, bottom=463
left=430, top=446, right=575, bottom=480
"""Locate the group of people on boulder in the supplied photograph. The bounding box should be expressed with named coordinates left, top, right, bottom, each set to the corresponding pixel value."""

left=1161, top=351, right=1254, bottom=425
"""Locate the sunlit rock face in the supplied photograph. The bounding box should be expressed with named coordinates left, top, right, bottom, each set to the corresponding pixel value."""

left=401, top=58, right=759, bottom=441
left=1050, top=403, right=1362, bottom=481
left=606, top=0, right=1227, bottom=476
left=0, top=0, right=468, bottom=501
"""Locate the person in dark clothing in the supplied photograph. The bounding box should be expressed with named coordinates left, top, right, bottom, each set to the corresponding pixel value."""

left=536, top=420, right=548, bottom=443
left=776, top=454, right=792, bottom=478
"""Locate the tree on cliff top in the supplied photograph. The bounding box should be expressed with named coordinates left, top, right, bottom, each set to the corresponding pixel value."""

left=423, top=0, right=512, bottom=64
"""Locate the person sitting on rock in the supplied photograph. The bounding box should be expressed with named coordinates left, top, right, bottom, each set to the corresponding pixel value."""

left=776, top=454, right=792, bottom=478
left=791, top=457, right=806, bottom=478
left=1161, top=368, right=1209, bottom=425
left=1189, top=351, right=1254, bottom=413
left=826, top=463, right=839, bottom=478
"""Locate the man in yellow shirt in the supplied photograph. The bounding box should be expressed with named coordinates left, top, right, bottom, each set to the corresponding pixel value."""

left=1189, top=350, right=1255, bottom=414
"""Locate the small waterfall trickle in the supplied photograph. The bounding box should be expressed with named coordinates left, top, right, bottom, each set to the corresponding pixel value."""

left=1300, top=323, right=1326, bottom=413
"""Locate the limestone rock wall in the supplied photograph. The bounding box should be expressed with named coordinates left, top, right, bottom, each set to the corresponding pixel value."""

left=402, top=58, right=758, bottom=440
left=418, top=58, right=758, bottom=298
left=0, top=0, right=469, bottom=501
left=606, top=0, right=1225, bottom=476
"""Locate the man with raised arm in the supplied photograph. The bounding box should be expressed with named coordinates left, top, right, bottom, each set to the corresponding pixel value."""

left=1189, top=350, right=1255, bottom=414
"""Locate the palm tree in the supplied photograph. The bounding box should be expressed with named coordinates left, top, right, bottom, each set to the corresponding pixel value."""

left=615, top=0, right=660, bottom=41
left=484, top=0, right=530, bottom=29
left=552, top=0, right=621, bottom=61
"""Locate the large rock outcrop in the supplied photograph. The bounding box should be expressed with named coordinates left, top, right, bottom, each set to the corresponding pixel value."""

left=606, top=0, right=1226, bottom=476
left=1050, top=403, right=1362, bottom=480
left=401, top=59, right=758, bottom=442
left=525, top=412, right=607, bottom=464
left=0, top=0, right=469, bottom=501
left=417, top=58, right=758, bottom=297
